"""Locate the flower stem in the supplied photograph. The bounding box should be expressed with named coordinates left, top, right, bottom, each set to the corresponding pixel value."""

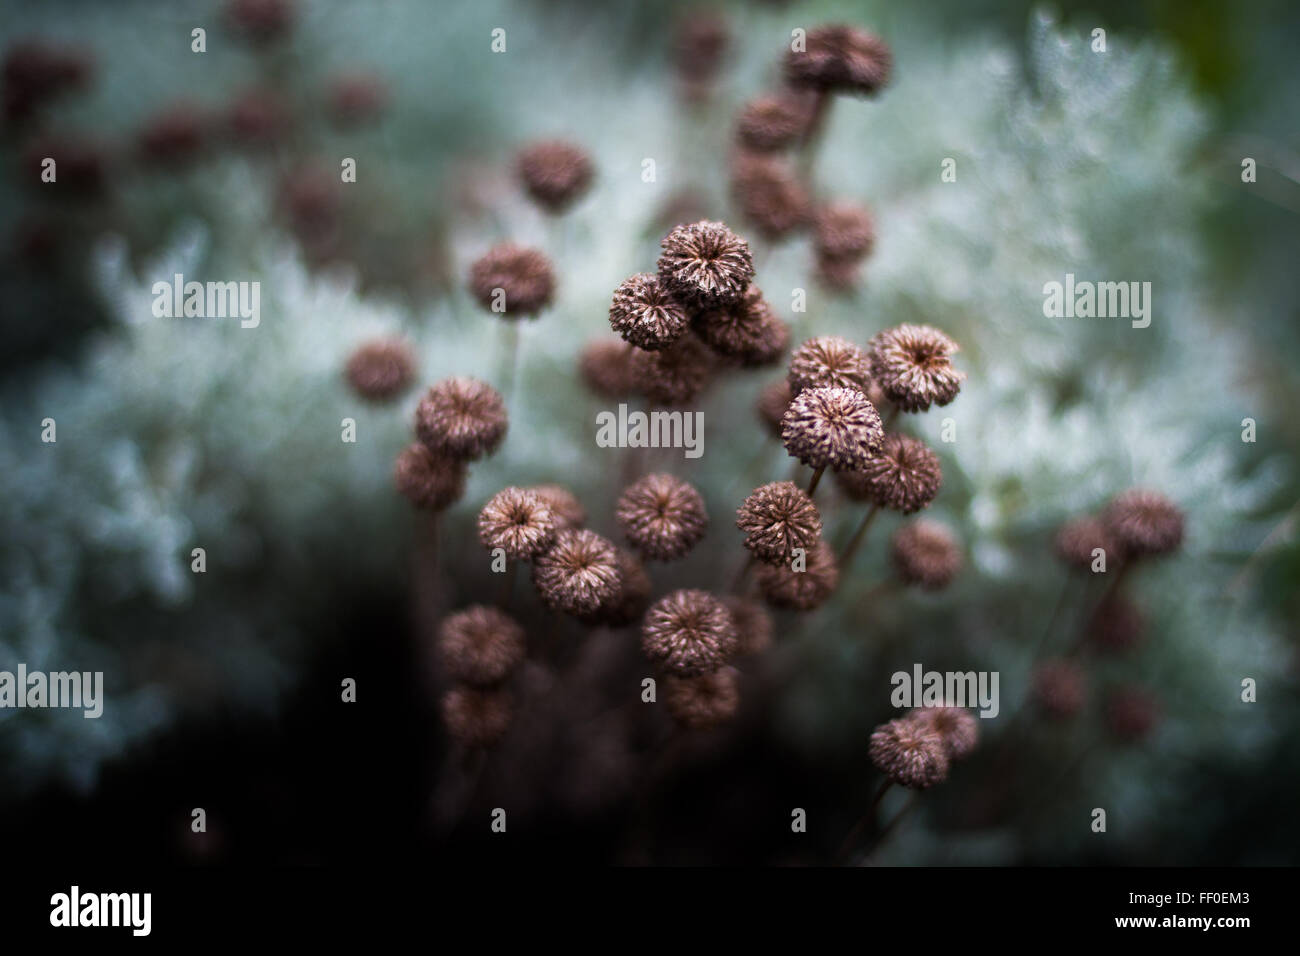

left=806, top=464, right=826, bottom=497
left=838, top=504, right=881, bottom=570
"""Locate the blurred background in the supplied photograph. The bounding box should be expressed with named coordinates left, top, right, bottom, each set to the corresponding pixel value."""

left=1, top=0, right=1298, bottom=865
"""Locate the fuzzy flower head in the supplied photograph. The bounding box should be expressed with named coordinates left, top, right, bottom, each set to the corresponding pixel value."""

left=579, top=339, right=636, bottom=398
left=527, top=484, right=586, bottom=530
left=516, top=139, right=594, bottom=213
left=756, top=540, right=839, bottom=610
left=836, top=434, right=942, bottom=514
left=1033, top=659, right=1087, bottom=720
left=664, top=668, right=740, bottom=730
left=868, top=324, right=965, bottom=413
left=736, top=480, right=822, bottom=566
left=437, top=606, right=526, bottom=687
left=641, top=589, right=739, bottom=676
left=1106, top=686, right=1161, bottom=743
left=477, top=487, right=558, bottom=560
left=629, top=333, right=714, bottom=406
left=787, top=335, right=871, bottom=394
left=656, top=220, right=755, bottom=307
left=1089, top=595, right=1145, bottom=653
left=735, top=93, right=811, bottom=151
left=695, top=286, right=786, bottom=363
left=415, top=377, right=508, bottom=461
left=441, top=685, right=512, bottom=749
left=785, top=24, right=893, bottom=96
left=467, top=243, right=556, bottom=318
left=891, top=519, right=962, bottom=590
left=393, top=443, right=466, bottom=512
left=730, top=154, right=812, bottom=241
left=1055, top=515, right=1121, bottom=571
left=609, top=272, right=690, bottom=351
left=1102, top=489, right=1185, bottom=558
left=869, top=717, right=949, bottom=789
left=813, top=201, right=876, bottom=263
left=582, top=548, right=652, bottom=628
left=757, top=379, right=794, bottom=439
left=532, top=529, right=621, bottom=617
left=225, top=0, right=296, bottom=45
left=781, top=385, right=884, bottom=471
left=616, top=473, right=708, bottom=561
left=723, top=596, right=773, bottom=657
left=345, top=338, right=416, bottom=402
left=908, top=707, right=978, bottom=761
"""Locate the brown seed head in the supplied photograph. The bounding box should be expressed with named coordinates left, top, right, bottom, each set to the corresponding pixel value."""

left=657, top=220, right=754, bottom=307
left=787, top=335, right=870, bottom=394
left=735, top=93, right=811, bottom=151
left=1106, top=686, right=1161, bottom=743
left=1088, top=594, right=1144, bottom=653
left=328, top=73, right=388, bottom=126
left=673, top=14, right=729, bottom=85
left=1101, top=489, right=1185, bottom=558
left=868, top=324, right=965, bottom=413
left=224, top=0, right=295, bottom=44
left=814, top=255, right=864, bottom=293
left=891, top=519, right=962, bottom=590
left=785, top=24, right=893, bottom=96
left=629, top=333, right=714, bottom=406
left=225, top=88, right=292, bottom=147
left=527, top=484, right=586, bottom=530
left=736, top=480, right=822, bottom=566
left=757, top=379, right=795, bottom=439
left=345, top=338, right=416, bottom=402
left=581, top=548, right=652, bottom=628
left=137, top=102, right=209, bottom=167
left=532, top=529, right=621, bottom=616
left=609, top=272, right=690, bottom=351
left=415, top=377, right=508, bottom=461
left=437, top=606, right=526, bottom=687
left=477, top=487, right=558, bottom=560
left=441, top=685, right=512, bottom=749
left=664, top=667, right=741, bottom=730
left=722, top=596, right=773, bottom=657
left=908, top=706, right=979, bottom=761
left=781, top=385, right=884, bottom=471
left=516, top=139, right=594, bottom=213
left=2, top=41, right=92, bottom=124
left=579, top=339, right=636, bottom=398
left=467, top=243, right=555, bottom=318
left=869, top=717, right=949, bottom=789
left=695, top=286, right=786, bottom=363
left=393, top=443, right=466, bottom=512
left=641, top=589, right=738, bottom=676
left=731, top=153, right=812, bottom=241
left=814, top=201, right=875, bottom=262
left=836, top=433, right=942, bottom=513
left=616, top=473, right=708, bottom=561
left=1032, top=659, right=1087, bottom=720
left=756, top=540, right=839, bottom=610
left=1054, top=515, right=1121, bottom=571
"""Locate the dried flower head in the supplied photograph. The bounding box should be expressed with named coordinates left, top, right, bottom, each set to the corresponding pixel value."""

left=441, top=685, right=512, bottom=749
left=2, top=40, right=92, bottom=125
left=673, top=14, right=729, bottom=94
left=722, top=596, right=773, bottom=657
left=225, top=0, right=295, bottom=44
left=908, top=707, right=978, bottom=761
left=695, top=286, right=786, bottom=363
left=1102, top=489, right=1185, bottom=558
left=781, top=385, right=884, bottom=471
left=616, top=473, right=708, bottom=561
left=582, top=548, right=652, bottom=628
left=437, top=606, right=526, bottom=687
left=477, top=487, right=558, bottom=560
left=657, top=220, right=755, bottom=307
left=757, top=379, right=794, bottom=439
left=868, top=324, right=965, bottom=413
left=813, top=255, right=864, bottom=293
left=1032, top=659, right=1087, bottom=720
left=891, top=519, right=962, bottom=590
left=787, top=335, right=871, bottom=394
left=532, top=529, right=621, bottom=616
left=664, top=667, right=741, bottom=730
left=641, top=589, right=739, bottom=676
left=579, top=339, right=636, bottom=398
left=756, top=540, right=839, bottom=610
left=629, top=333, right=714, bottom=406
left=609, top=272, right=690, bottom=351
left=467, top=243, right=556, bottom=318
left=393, top=443, right=466, bottom=512
left=785, top=24, right=893, bottom=96
left=328, top=73, right=388, bottom=127
left=814, top=201, right=875, bottom=262
left=137, top=102, right=208, bottom=167
left=225, top=88, right=291, bottom=147
left=736, top=481, right=822, bottom=566
left=415, top=377, right=508, bottom=461
left=735, top=93, right=811, bottom=151
left=527, top=484, right=586, bottom=530
left=869, top=717, right=949, bottom=789
left=1054, top=515, right=1121, bottom=571
left=1106, top=686, right=1161, bottom=743
left=516, top=139, right=594, bottom=213
left=345, top=338, right=416, bottom=402
left=731, top=154, right=812, bottom=240
left=836, top=434, right=942, bottom=513
left=1088, top=595, right=1144, bottom=653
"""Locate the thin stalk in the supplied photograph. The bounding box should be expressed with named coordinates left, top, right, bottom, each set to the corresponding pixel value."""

left=838, top=504, right=881, bottom=569
left=806, top=464, right=826, bottom=497
left=835, top=778, right=893, bottom=863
